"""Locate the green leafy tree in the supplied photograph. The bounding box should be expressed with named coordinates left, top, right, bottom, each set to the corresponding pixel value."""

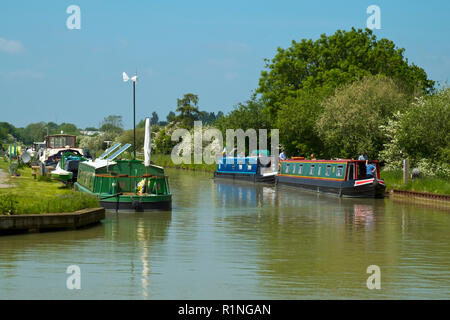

left=316, top=75, right=409, bottom=159
left=47, top=122, right=59, bottom=134
left=276, top=88, right=330, bottom=157
left=57, top=123, right=79, bottom=135
left=21, top=122, right=48, bottom=144
left=116, top=128, right=145, bottom=153
left=396, top=88, right=450, bottom=164
left=215, top=96, right=271, bottom=132
left=150, top=112, right=159, bottom=125
left=258, top=28, right=434, bottom=119
left=99, top=115, right=123, bottom=135
left=175, top=93, right=204, bottom=128
left=166, top=111, right=176, bottom=123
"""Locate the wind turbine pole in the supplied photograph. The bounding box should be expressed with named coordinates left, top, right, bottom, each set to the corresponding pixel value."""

left=133, top=79, right=136, bottom=160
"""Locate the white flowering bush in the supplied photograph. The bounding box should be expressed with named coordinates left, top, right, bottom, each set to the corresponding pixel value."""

left=415, top=159, right=450, bottom=179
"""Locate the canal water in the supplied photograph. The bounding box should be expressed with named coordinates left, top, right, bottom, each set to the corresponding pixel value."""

left=0, top=168, right=449, bottom=299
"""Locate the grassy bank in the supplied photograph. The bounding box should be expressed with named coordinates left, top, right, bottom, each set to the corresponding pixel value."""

left=0, top=159, right=98, bottom=215
left=152, top=154, right=216, bottom=173
left=381, top=169, right=450, bottom=195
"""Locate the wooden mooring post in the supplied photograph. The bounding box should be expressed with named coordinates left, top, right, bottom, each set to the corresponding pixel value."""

left=403, top=158, right=409, bottom=184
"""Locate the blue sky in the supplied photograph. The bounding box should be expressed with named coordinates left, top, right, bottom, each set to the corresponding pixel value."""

left=1, top=0, right=449, bottom=129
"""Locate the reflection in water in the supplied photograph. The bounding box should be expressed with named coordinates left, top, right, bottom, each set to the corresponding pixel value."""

left=353, top=204, right=374, bottom=228
left=215, top=180, right=276, bottom=208
left=105, top=211, right=171, bottom=299
left=0, top=168, right=449, bottom=299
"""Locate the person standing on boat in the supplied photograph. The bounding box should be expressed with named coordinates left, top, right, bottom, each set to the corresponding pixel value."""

left=310, top=153, right=316, bottom=160
left=366, top=160, right=376, bottom=178
left=359, top=151, right=368, bottom=161
left=279, top=150, right=287, bottom=161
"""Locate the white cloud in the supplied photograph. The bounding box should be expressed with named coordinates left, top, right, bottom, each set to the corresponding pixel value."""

left=224, top=72, right=238, bottom=80
left=0, top=69, right=45, bottom=79
left=0, top=37, right=24, bottom=54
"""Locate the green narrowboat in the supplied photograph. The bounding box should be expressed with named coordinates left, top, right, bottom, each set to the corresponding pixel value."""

left=74, top=144, right=171, bottom=211
left=277, top=157, right=386, bottom=198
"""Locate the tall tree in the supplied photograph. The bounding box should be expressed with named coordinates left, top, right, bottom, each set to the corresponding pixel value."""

left=175, top=93, right=204, bottom=128
left=166, top=111, right=176, bottom=123
left=258, top=28, right=434, bottom=120
left=316, top=75, right=409, bottom=159
left=99, top=115, right=123, bottom=135
left=150, top=112, right=159, bottom=125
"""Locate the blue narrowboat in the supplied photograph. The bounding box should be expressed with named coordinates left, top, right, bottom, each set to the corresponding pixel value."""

left=214, top=150, right=278, bottom=183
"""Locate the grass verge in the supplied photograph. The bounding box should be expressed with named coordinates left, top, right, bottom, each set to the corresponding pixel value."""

left=381, top=169, right=450, bottom=195
left=0, top=159, right=99, bottom=215
left=152, top=154, right=216, bottom=173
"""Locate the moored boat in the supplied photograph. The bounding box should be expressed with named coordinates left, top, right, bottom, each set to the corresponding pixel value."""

left=214, top=150, right=278, bottom=183
left=74, top=120, right=172, bottom=212
left=74, top=157, right=172, bottom=211
left=38, top=134, right=88, bottom=175
left=51, top=150, right=89, bottom=183
left=277, top=157, right=386, bottom=198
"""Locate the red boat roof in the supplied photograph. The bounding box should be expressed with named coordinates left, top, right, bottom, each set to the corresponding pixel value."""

left=281, top=159, right=380, bottom=163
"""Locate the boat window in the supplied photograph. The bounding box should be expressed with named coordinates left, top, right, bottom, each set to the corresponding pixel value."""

left=299, top=164, right=303, bottom=174
left=337, top=166, right=344, bottom=177
left=286, top=163, right=290, bottom=173
left=309, top=164, right=315, bottom=175
left=318, top=165, right=322, bottom=176
left=247, top=165, right=252, bottom=171
left=239, top=164, right=242, bottom=170
left=325, top=165, right=331, bottom=176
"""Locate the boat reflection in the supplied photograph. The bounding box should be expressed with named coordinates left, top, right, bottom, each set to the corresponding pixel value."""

left=103, top=210, right=171, bottom=298
left=214, top=179, right=276, bottom=208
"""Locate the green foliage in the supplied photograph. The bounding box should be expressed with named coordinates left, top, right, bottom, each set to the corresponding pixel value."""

left=57, top=123, right=79, bottom=135
left=379, top=112, right=404, bottom=170
left=175, top=93, right=204, bottom=129
left=381, top=169, right=450, bottom=195
left=0, top=162, right=99, bottom=214
left=99, top=115, right=124, bottom=135
left=258, top=28, right=434, bottom=119
left=151, top=154, right=216, bottom=173
left=153, top=128, right=176, bottom=154
left=116, top=127, right=145, bottom=152
left=150, top=112, right=159, bottom=125
left=0, top=193, right=18, bottom=215
left=396, top=88, right=450, bottom=164
left=215, top=96, right=271, bottom=133
left=276, top=88, right=330, bottom=157
left=316, top=75, right=409, bottom=159
left=166, top=111, right=176, bottom=123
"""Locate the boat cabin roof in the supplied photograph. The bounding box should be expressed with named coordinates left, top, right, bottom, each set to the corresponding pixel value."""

left=282, top=158, right=380, bottom=164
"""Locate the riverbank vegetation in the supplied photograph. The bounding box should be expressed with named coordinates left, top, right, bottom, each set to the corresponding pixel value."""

left=151, top=154, right=216, bottom=173
left=0, top=160, right=98, bottom=215
left=381, top=170, right=450, bottom=195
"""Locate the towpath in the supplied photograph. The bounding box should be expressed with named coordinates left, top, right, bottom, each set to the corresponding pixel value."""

left=0, top=168, right=10, bottom=188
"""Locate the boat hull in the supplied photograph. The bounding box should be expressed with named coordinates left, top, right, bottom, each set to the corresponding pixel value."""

left=100, top=198, right=172, bottom=211
left=214, top=171, right=276, bottom=183
left=276, top=175, right=386, bottom=198
left=74, top=182, right=172, bottom=212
